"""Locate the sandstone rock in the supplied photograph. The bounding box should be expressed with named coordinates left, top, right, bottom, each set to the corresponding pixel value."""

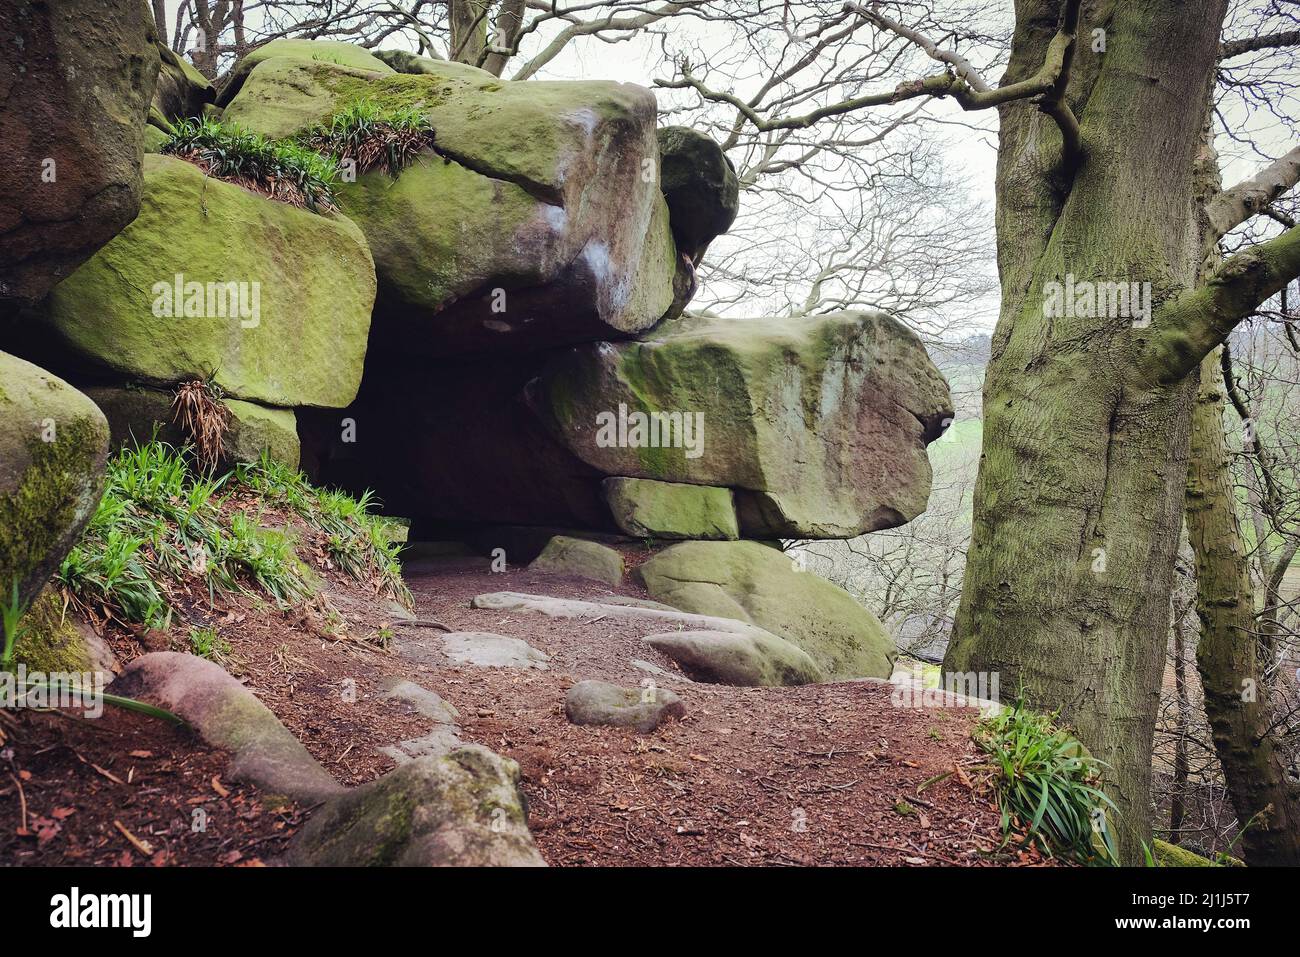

left=287, top=745, right=545, bottom=866
left=152, top=44, right=214, bottom=126
left=602, top=476, right=738, bottom=540
left=11, top=586, right=117, bottom=675
left=85, top=385, right=299, bottom=468
left=535, top=310, right=952, bottom=538
left=42, top=154, right=375, bottom=408
left=438, top=632, right=550, bottom=670
left=471, top=591, right=765, bottom=635
left=0, top=0, right=159, bottom=304
left=636, top=540, right=896, bottom=679
left=656, top=126, right=739, bottom=260
left=644, top=628, right=823, bottom=687
left=221, top=45, right=690, bottom=354
left=114, top=652, right=343, bottom=802
left=0, top=352, right=110, bottom=610
left=379, top=681, right=463, bottom=763
left=223, top=400, right=300, bottom=469
left=373, top=49, right=451, bottom=73
left=216, top=38, right=393, bottom=108
left=528, top=535, right=624, bottom=585
left=565, top=679, right=685, bottom=732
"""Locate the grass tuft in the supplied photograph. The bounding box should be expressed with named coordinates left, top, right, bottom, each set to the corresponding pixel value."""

left=974, top=695, right=1118, bottom=865
left=58, top=441, right=411, bottom=634
left=163, top=116, right=340, bottom=212
left=171, top=379, right=231, bottom=473
left=299, top=99, right=435, bottom=176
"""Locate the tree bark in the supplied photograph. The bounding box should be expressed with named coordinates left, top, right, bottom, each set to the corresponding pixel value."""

left=450, top=0, right=490, bottom=66
left=944, top=0, right=1230, bottom=861
left=1185, top=351, right=1300, bottom=865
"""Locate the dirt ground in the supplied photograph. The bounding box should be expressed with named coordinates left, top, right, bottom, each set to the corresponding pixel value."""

left=2, top=547, right=1053, bottom=867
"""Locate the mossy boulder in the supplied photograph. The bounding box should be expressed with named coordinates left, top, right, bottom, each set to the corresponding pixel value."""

left=535, top=310, right=953, bottom=538
left=644, top=627, right=824, bottom=687
left=656, top=126, right=739, bottom=260
left=1151, top=839, right=1233, bottom=867
left=11, top=586, right=115, bottom=675
left=223, top=400, right=300, bottom=469
left=287, top=745, right=546, bottom=866
left=222, top=48, right=690, bottom=354
left=0, top=0, right=160, bottom=304
left=42, top=154, right=375, bottom=408
left=0, top=352, right=111, bottom=611
left=636, top=540, right=896, bottom=679
left=216, top=38, right=393, bottom=108
left=152, top=43, right=214, bottom=126
left=602, top=477, right=738, bottom=540
left=527, top=535, right=624, bottom=586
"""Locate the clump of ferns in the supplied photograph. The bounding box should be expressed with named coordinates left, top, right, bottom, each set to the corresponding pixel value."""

left=300, top=100, right=435, bottom=176
left=172, top=377, right=231, bottom=474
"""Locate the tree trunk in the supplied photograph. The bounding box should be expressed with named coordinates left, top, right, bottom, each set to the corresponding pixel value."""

left=1185, top=350, right=1300, bottom=865
left=1170, top=608, right=1190, bottom=842
left=450, top=0, right=490, bottom=66
left=944, top=0, right=1230, bottom=862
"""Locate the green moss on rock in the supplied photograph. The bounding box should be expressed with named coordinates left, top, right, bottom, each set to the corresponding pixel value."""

left=42, top=154, right=375, bottom=409
left=11, top=588, right=95, bottom=673
left=0, top=352, right=110, bottom=611
left=636, top=540, right=896, bottom=680
left=602, top=477, right=738, bottom=540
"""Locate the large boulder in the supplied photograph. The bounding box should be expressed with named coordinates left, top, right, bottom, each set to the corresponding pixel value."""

left=656, top=126, right=739, bottom=260
left=216, top=38, right=393, bottom=107
left=534, top=310, right=953, bottom=538
left=636, top=540, right=896, bottom=680
left=0, top=352, right=110, bottom=611
left=41, top=154, right=375, bottom=408
left=304, top=310, right=950, bottom=541
left=0, top=0, right=160, bottom=305
left=287, top=745, right=546, bottom=866
left=221, top=44, right=691, bottom=355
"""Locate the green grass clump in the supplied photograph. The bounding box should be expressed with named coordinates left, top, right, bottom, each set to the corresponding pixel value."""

left=974, top=695, right=1117, bottom=865
left=234, top=451, right=413, bottom=608
left=164, top=116, right=340, bottom=212
left=188, top=625, right=232, bottom=664
left=299, top=99, right=435, bottom=175
left=58, top=441, right=411, bottom=632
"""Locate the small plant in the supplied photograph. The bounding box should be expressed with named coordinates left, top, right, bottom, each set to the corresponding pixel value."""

left=164, top=116, right=340, bottom=212
left=300, top=99, right=435, bottom=175
left=188, top=626, right=231, bottom=663
left=172, top=378, right=231, bottom=473
left=2, top=579, right=25, bottom=673
left=974, top=694, right=1117, bottom=864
